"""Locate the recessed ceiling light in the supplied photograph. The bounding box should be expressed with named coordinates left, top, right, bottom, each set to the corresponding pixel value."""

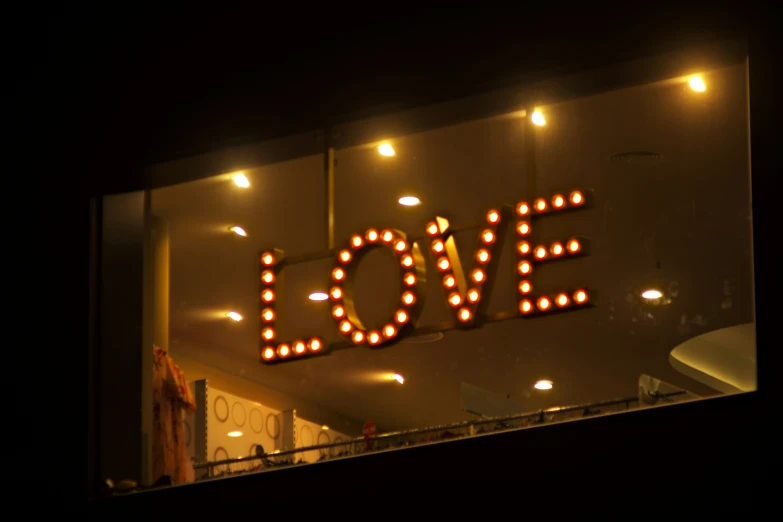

left=688, top=75, right=706, bottom=92
left=378, top=143, right=395, bottom=156
left=398, top=196, right=420, bottom=206
left=309, top=292, right=329, bottom=301
left=534, top=380, right=553, bottom=390
left=392, top=373, right=404, bottom=384
left=321, top=425, right=329, bottom=430
left=227, top=431, right=243, bottom=437
left=226, top=311, right=243, bottom=322
left=232, top=173, right=250, bottom=188
left=641, top=289, right=663, bottom=300
left=229, top=226, right=247, bottom=237
left=531, top=110, right=546, bottom=126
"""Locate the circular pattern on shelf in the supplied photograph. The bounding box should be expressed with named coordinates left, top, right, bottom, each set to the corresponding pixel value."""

left=249, top=408, right=264, bottom=433
left=213, top=446, right=229, bottom=462
left=231, top=402, right=247, bottom=427
left=213, top=395, right=229, bottom=423
left=249, top=443, right=258, bottom=458
left=184, top=421, right=191, bottom=447
left=317, top=430, right=331, bottom=445
left=266, top=413, right=280, bottom=440
left=300, top=425, right=314, bottom=448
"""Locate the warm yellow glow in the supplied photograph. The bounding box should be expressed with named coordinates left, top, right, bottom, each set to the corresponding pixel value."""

left=482, top=230, right=495, bottom=244
left=518, top=241, right=530, bottom=255
left=400, top=254, right=414, bottom=267
left=261, top=252, right=275, bottom=266
left=403, top=273, right=416, bottom=286
left=537, top=297, right=551, bottom=310
left=458, top=307, right=472, bottom=322
left=395, top=309, right=409, bottom=324
left=516, top=202, right=530, bottom=216
left=432, top=240, right=445, bottom=253
left=321, top=425, right=329, bottom=431
left=689, top=75, right=706, bottom=92
left=551, top=242, right=564, bottom=256
left=262, top=347, right=275, bottom=360
left=368, top=331, right=381, bottom=345
left=402, top=291, right=416, bottom=305
left=567, top=239, right=580, bottom=253
left=518, top=262, right=531, bottom=275
left=641, top=289, right=663, bottom=300
left=309, top=292, right=328, bottom=301
left=332, top=268, right=345, bottom=282
left=261, top=270, right=275, bottom=284
left=232, top=173, right=250, bottom=188
left=437, top=257, right=450, bottom=271
left=487, top=210, right=500, bottom=224
left=226, top=311, right=243, bottom=322
left=477, top=249, right=490, bottom=263
left=394, top=240, right=407, bottom=252
left=467, top=289, right=480, bottom=303
left=392, top=373, right=405, bottom=384
left=351, top=235, right=363, bottom=248
left=309, top=338, right=322, bottom=351
left=535, top=246, right=547, bottom=259
left=332, top=305, right=345, bottom=319
left=384, top=324, right=397, bottom=337
left=228, top=431, right=243, bottom=437
left=448, top=292, right=462, bottom=307
left=230, top=226, right=247, bottom=237
left=294, top=341, right=306, bottom=354
left=352, top=330, right=365, bottom=344
left=330, top=287, right=343, bottom=300
left=517, top=222, right=530, bottom=236
left=556, top=293, right=569, bottom=307
left=381, top=229, right=394, bottom=243
left=398, top=196, right=421, bottom=206
left=472, top=269, right=485, bottom=283
left=443, top=275, right=456, bottom=288
left=534, top=380, right=553, bottom=390
left=552, top=195, right=565, bottom=208
left=378, top=143, right=395, bottom=156
left=278, top=344, right=290, bottom=357
left=518, top=281, right=532, bottom=294
left=366, top=229, right=379, bottom=242
left=519, top=300, right=533, bottom=313
left=261, top=308, right=275, bottom=322
left=531, top=110, right=546, bottom=126
left=339, top=250, right=352, bottom=263
left=570, top=191, right=583, bottom=205
left=426, top=222, right=439, bottom=236
left=261, top=290, right=275, bottom=302
left=262, top=327, right=275, bottom=341
left=339, top=320, right=353, bottom=333
left=574, top=290, right=588, bottom=303
left=534, top=198, right=547, bottom=212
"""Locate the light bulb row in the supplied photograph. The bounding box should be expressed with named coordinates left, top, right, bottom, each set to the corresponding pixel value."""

left=519, top=289, right=590, bottom=315
left=259, top=251, right=326, bottom=362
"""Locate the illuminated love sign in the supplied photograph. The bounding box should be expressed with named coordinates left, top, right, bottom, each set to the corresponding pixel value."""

left=259, top=189, right=594, bottom=364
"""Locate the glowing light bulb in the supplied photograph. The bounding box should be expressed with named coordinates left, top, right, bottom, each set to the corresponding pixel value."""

left=518, top=281, right=532, bottom=294
left=534, top=380, right=553, bottom=390
left=261, top=270, right=275, bottom=284
left=437, top=257, right=450, bottom=271
left=366, top=229, right=379, bottom=242
left=689, top=76, right=706, bottom=92
left=394, top=240, right=408, bottom=252
left=426, top=222, right=439, bottom=236
left=226, top=311, right=243, bottom=322
left=448, top=292, right=462, bottom=307
left=332, top=268, right=345, bottom=282
left=402, top=292, right=416, bottom=305
left=516, top=202, right=530, bottom=216
left=351, top=235, right=363, bottom=248
left=398, top=196, right=421, bottom=206
left=339, top=250, right=352, bottom=263
left=570, top=191, right=583, bottom=206
left=537, top=297, right=551, bottom=310
left=262, top=347, right=275, bottom=360
left=332, top=305, right=345, bottom=319
left=458, top=308, right=472, bottom=322
left=395, top=310, right=409, bottom=324
left=230, top=226, right=247, bottom=237
left=519, top=300, right=533, bottom=313
left=293, top=341, right=306, bottom=354
left=432, top=240, right=445, bottom=253
left=472, top=269, right=485, bottom=283
left=400, top=254, right=414, bottom=268
left=535, top=246, right=547, bottom=259
left=518, top=241, right=531, bottom=255
left=261, top=309, right=275, bottom=322
left=477, top=249, right=490, bottom=263
left=443, top=275, right=456, bottom=288
left=531, top=110, right=546, bottom=126
left=403, top=273, right=416, bottom=286
left=262, top=328, right=275, bottom=341
left=232, top=173, right=250, bottom=188
left=487, top=210, right=500, bottom=224
left=368, top=331, right=381, bottom=345
left=534, top=199, right=547, bottom=212
left=261, top=290, right=275, bottom=302
left=641, top=289, right=662, bottom=300
left=482, top=230, right=495, bottom=244
left=308, top=338, right=322, bottom=351
left=378, top=143, right=395, bottom=156
left=574, top=290, right=588, bottom=303
left=278, top=344, right=290, bottom=357
left=228, top=431, right=243, bottom=437
left=552, top=195, right=565, bottom=208
left=261, top=253, right=275, bottom=266
left=309, top=292, right=328, bottom=301
left=517, top=222, right=530, bottom=236
left=567, top=239, right=581, bottom=253
left=383, top=324, right=397, bottom=338
left=467, top=289, right=480, bottom=303
left=551, top=243, right=564, bottom=256
left=330, top=287, right=343, bottom=300
left=352, top=330, right=365, bottom=344
left=556, top=293, right=569, bottom=307
left=517, top=262, right=531, bottom=275
left=381, top=230, right=394, bottom=243
left=339, top=320, right=353, bottom=333
left=392, top=373, right=404, bottom=384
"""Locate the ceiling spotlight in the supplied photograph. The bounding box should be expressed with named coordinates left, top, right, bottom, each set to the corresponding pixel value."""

left=231, top=173, right=250, bottom=188
left=392, top=373, right=404, bottom=384
left=398, top=196, right=421, bottom=206
left=229, top=226, right=247, bottom=237
left=641, top=289, right=663, bottom=300
left=226, top=311, right=243, bottom=322
left=531, top=110, right=546, bottom=126
left=321, top=425, right=329, bottom=431
left=227, top=431, right=243, bottom=437
left=534, top=380, right=553, bottom=390
left=309, top=292, right=329, bottom=301
left=688, top=75, right=706, bottom=92
left=378, top=143, right=395, bottom=156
